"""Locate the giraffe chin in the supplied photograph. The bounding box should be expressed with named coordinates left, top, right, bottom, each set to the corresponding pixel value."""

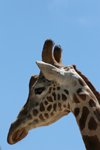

left=7, top=128, right=28, bottom=145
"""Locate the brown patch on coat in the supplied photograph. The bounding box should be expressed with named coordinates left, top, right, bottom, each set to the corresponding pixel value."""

left=52, top=92, right=56, bottom=100
left=74, top=108, right=80, bottom=117
left=47, top=105, right=52, bottom=111
left=45, top=101, right=48, bottom=105
left=57, top=87, right=60, bottom=90
left=57, top=94, right=60, bottom=100
left=77, top=88, right=86, bottom=101
left=58, top=103, right=62, bottom=111
left=83, top=135, right=100, bottom=150
left=39, top=114, right=45, bottom=121
left=73, top=93, right=80, bottom=103
left=33, top=109, right=38, bottom=116
left=62, top=94, right=67, bottom=101
left=44, top=113, right=49, bottom=118
left=49, top=87, right=52, bottom=93
left=68, top=103, right=70, bottom=110
left=89, top=99, right=96, bottom=107
left=53, top=103, right=57, bottom=111
left=88, top=117, right=97, bottom=130
left=79, top=107, right=89, bottom=130
left=47, top=96, right=53, bottom=102
left=40, top=103, right=45, bottom=112
left=64, top=89, right=69, bottom=95
left=78, top=78, right=86, bottom=86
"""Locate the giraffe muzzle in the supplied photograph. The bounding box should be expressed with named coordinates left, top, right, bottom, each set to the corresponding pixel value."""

left=7, top=118, right=28, bottom=145
left=7, top=126, right=28, bottom=145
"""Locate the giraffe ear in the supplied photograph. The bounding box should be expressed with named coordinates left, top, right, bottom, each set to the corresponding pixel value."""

left=36, top=61, right=65, bottom=84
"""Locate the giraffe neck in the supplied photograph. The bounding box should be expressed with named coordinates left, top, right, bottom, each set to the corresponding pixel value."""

left=71, top=84, right=100, bottom=150
left=74, top=104, right=100, bottom=150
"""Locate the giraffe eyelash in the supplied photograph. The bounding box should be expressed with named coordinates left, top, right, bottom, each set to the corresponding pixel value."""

left=35, top=87, right=45, bottom=95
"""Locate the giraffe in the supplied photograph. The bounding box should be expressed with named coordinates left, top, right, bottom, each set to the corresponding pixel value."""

left=7, top=39, right=100, bottom=150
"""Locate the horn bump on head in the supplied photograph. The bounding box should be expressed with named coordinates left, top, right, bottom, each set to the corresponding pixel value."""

left=42, top=39, right=56, bottom=65
left=54, top=45, right=62, bottom=64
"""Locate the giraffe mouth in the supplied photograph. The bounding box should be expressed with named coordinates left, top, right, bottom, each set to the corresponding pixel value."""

left=12, top=128, right=28, bottom=143
left=7, top=128, right=28, bottom=145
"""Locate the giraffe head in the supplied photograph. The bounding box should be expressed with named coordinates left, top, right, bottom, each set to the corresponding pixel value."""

left=7, top=39, right=71, bottom=144
left=7, top=39, right=100, bottom=150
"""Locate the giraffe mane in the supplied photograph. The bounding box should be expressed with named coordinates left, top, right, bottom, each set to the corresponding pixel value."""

left=73, top=65, right=100, bottom=104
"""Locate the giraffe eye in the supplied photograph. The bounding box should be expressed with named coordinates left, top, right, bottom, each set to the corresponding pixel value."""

left=35, top=87, right=45, bottom=95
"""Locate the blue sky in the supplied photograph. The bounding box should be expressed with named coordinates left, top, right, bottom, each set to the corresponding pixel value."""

left=0, top=0, right=100, bottom=150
